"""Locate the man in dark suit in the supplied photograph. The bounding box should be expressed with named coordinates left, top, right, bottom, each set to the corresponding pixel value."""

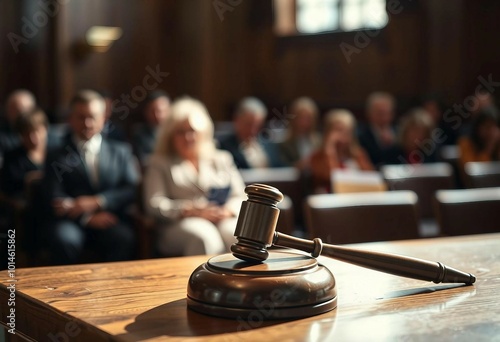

left=44, top=90, right=139, bottom=264
left=358, top=92, right=399, bottom=167
left=218, top=97, right=283, bottom=169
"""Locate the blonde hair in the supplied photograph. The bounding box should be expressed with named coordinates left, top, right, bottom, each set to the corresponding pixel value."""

left=398, top=108, right=434, bottom=146
left=154, top=96, right=215, bottom=157
left=324, top=109, right=356, bottom=133
left=323, top=109, right=360, bottom=154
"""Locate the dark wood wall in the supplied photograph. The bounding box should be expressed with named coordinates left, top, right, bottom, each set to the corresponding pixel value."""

left=2, top=0, right=500, bottom=123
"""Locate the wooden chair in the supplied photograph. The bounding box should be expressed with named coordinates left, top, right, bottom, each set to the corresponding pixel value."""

left=381, top=163, right=454, bottom=219
left=435, top=187, right=500, bottom=236
left=304, top=191, right=419, bottom=244
left=464, top=161, right=500, bottom=188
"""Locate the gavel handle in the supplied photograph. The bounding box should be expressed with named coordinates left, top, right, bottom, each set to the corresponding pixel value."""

left=273, top=232, right=476, bottom=284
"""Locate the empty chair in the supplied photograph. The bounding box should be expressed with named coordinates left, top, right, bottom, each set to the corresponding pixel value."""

left=464, top=161, right=500, bottom=188
left=304, top=191, right=419, bottom=244
left=435, top=187, right=500, bottom=236
left=381, top=163, right=454, bottom=219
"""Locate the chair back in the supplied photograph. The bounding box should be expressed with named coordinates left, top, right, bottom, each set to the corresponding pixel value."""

left=304, top=191, right=419, bottom=244
left=381, top=163, right=454, bottom=218
left=435, top=187, right=500, bottom=236
left=464, top=161, right=500, bottom=188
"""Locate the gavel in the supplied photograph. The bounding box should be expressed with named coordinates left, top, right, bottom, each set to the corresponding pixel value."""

left=231, top=184, right=476, bottom=285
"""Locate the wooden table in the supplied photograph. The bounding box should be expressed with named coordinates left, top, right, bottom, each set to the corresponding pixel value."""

left=1, top=234, right=499, bottom=341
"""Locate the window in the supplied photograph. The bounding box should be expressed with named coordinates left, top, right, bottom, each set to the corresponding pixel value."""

left=274, top=0, right=388, bottom=35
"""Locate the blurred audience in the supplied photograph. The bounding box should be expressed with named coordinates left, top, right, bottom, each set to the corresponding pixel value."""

left=358, top=92, right=398, bottom=167
left=389, top=108, right=437, bottom=164
left=219, top=97, right=284, bottom=168
left=458, top=109, right=500, bottom=174
left=99, top=90, right=127, bottom=142
left=143, top=97, right=246, bottom=256
left=0, top=108, right=48, bottom=261
left=132, top=90, right=171, bottom=166
left=44, top=90, right=139, bottom=264
left=0, top=89, right=36, bottom=158
left=421, top=94, right=457, bottom=146
left=279, top=97, right=321, bottom=169
left=0, top=108, right=47, bottom=200
left=310, top=110, right=374, bottom=193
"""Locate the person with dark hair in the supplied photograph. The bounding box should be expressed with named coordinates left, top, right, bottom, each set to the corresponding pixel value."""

left=0, top=108, right=48, bottom=199
left=0, top=108, right=48, bottom=265
left=44, top=90, right=139, bottom=264
left=458, top=109, right=500, bottom=173
left=98, top=90, right=127, bottom=142
left=132, top=90, right=170, bottom=165
left=0, top=89, right=37, bottom=158
left=421, top=93, right=457, bottom=146
left=358, top=92, right=399, bottom=167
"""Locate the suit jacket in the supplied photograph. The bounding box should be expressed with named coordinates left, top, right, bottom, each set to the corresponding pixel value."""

left=278, top=133, right=321, bottom=166
left=143, top=149, right=246, bottom=222
left=0, top=123, right=21, bottom=157
left=44, top=134, right=139, bottom=222
left=358, top=125, right=398, bottom=167
left=0, top=146, right=42, bottom=199
left=218, top=133, right=285, bottom=169
left=132, top=123, right=157, bottom=165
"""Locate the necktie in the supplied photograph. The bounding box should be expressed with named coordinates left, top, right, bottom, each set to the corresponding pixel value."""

left=82, top=144, right=98, bottom=187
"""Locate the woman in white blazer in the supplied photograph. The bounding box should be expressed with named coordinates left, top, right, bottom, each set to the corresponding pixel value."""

left=143, top=97, right=246, bottom=256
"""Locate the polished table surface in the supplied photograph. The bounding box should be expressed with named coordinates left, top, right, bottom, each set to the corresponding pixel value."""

left=1, top=233, right=499, bottom=341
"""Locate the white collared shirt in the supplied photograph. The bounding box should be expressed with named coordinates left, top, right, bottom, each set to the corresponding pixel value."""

left=240, top=139, right=269, bottom=168
left=74, top=134, right=102, bottom=186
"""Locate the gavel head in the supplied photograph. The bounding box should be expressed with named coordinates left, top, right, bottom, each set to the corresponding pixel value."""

left=231, top=184, right=284, bottom=263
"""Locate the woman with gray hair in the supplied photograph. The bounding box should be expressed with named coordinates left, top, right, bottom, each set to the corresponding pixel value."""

left=279, top=96, right=321, bottom=168
left=143, top=97, right=246, bottom=256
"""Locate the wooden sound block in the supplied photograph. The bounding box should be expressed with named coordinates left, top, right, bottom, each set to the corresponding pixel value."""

left=187, top=250, right=337, bottom=319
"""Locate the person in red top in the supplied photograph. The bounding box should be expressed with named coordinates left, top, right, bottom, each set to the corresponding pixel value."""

left=310, top=109, right=374, bottom=193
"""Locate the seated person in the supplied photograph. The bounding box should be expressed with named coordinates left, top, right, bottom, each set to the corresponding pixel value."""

left=458, top=109, right=500, bottom=174
left=0, top=89, right=36, bottom=157
left=44, top=90, right=139, bottom=265
left=310, top=110, right=374, bottom=193
left=1, top=108, right=47, bottom=202
left=132, top=90, right=171, bottom=166
left=278, top=96, right=321, bottom=169
left=99, top=90, right=127, bottom=142
left=358, top=92, right=399, bottom=167
left=0, top=108, right=48, bottom=261
left=218, top=97, right=283, bottom=169
left=143, top=97, right=246, bottom=256
left=421, top=93, right=457, bottom=146
left=389, top=108, right=437, bottom=164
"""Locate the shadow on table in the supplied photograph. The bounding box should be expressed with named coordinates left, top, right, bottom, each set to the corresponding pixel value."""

left=117, top=298, right=296, bottom=340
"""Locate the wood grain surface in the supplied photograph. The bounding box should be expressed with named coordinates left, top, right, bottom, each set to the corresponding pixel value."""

left=1, top=234, right=499, bottom=341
